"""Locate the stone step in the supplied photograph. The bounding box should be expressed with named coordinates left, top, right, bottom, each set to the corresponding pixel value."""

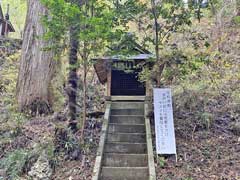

left=104, top=142, right=147, bottom=154
left=100, top=167, right=149, bottom=180
left=103, top=153, right=148, bottom=167
left=111, top=109, right=144, bottom=115
left=110, top=115, right=145, bottom=124
left=108, top=124, right=145, bottom=133
left=107, top=133, right=146, bottom=143
left=111, top=102, right=144, bottom=109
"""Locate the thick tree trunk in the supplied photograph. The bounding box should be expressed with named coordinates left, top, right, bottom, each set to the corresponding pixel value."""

left=17, top=0, right=55, bottom=115
left=68, top=26, right=79, bottom=131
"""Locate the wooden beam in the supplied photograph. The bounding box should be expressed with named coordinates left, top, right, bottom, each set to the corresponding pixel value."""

left=111, top=96, right=146, bottom=101
left=107, top=70, right=112, bottom=96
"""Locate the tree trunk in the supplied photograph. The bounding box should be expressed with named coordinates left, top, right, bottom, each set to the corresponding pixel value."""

left=209, top=0, right=216, bottom=15
left=17, top=0, right=55, bottom=115
left=67, top=0, right=83, bottom=131
left=237, top=0, right=240, bottom=16
left=68, top=25, right=79, bottom=131
left=151, top=0, right=162, bottom=87
left=81, top=58, right=87, bottom=137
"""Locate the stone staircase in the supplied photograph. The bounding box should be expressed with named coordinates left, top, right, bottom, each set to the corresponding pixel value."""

left=100, top=101, right=151, bottom=180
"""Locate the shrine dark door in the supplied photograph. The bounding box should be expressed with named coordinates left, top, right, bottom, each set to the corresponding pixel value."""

left=111, top=70, right=146, bottom=96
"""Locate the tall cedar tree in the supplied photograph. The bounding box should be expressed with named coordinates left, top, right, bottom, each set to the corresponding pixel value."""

left=17, top=0, right=55, bottom=115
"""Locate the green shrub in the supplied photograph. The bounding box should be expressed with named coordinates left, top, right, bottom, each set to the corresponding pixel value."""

left=233, top=16, right=240, bottom=25
left=157, top=156, right=166, bottom=168
left=198, top=112, right=214, bottom=130
left=0, top=149, right=29, bottom=179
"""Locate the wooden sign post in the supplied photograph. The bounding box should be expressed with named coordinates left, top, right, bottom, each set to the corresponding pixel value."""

left=153, top=88, right=177, bottom=155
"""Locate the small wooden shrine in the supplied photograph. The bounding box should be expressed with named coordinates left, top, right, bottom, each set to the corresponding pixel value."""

left=0, top=4, right=15, bottom=37
left=94, top=38, right=153, bottom=98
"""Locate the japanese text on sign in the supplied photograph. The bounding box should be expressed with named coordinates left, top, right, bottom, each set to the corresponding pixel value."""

left=153, top=88, right=176, bottom=155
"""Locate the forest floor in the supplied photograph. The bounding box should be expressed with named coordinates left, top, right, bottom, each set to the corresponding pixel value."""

left=154, top=89, right=240, bottom=180
left=152, top=16, right=240, bottom=180
left=0, top=39, right=105, bottom=180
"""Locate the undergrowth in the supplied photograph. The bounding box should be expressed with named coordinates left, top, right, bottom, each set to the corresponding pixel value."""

left=0, top=149, right=29, bottom=179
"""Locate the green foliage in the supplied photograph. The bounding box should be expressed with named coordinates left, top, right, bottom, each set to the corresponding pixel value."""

left=63, top=129, right=80, bottom=153
left=233, top=16, right=240, bottom=25
left=53, top=126, right=81, bottom=158
left=8, top=113, right=26, bottom=137
left=114, top=0, right=146, bottom=25
left=40, top=0, right=125, bottom=56
left=128, top=0, right=197, bottom=85
left=0, top=149, right=29, bottom=179
left=139, top=0, right=193, bottom=47
left=37, top=141, right=58, bottom=168
left=157, top=156, right=166, bottom=168
left=40, top=0, right=80, bottom=50
left=40, top=0, right=145, bottom=129
left=0, top=143, right=57, bottom=179
left=198, top=112, right=214, bottom=130
left=0, top=51, right=28, bottom=135
left=138, top=67, right=152, bottom=82
left=154, top=47, right=209, bottom=84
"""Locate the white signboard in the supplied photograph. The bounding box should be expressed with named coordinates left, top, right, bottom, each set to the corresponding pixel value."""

left=153, top=88, right=176, bottom=155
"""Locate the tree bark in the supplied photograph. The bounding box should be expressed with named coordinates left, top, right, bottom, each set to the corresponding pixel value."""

left=237, top=0, right=240, bottom=16
left=81, top=52, right=87, bottom=137
left=68, top=23, right=80, bottom=131
left=151, top=0, right=162, bottom=87
left=67, top=0, right=83, bottom=131
left=151, top=0, right=159, bottom=62
left=17, top=0, right=55, bottom=115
